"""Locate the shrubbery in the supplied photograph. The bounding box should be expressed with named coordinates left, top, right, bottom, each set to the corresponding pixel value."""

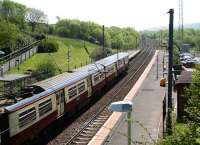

left=91, top=47, right=112, bottom=61
left=38, top=38, right=59, bottom=53
left=158, top=66, right=200, bottom=145
left=0, top=21, right=36, bottom=55
left=158, top=124, right=199, bottom=145
left=34, top=58, right=57, bottom=80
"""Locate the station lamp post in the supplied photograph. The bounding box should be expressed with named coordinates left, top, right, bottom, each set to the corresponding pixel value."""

left=109, top=101, right=133, bottom=145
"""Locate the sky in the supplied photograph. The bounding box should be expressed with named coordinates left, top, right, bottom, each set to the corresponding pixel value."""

left=13, top=0, right=200, bottom=30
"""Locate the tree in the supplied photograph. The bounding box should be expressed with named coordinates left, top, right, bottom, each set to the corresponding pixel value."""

left=0, top=0, right=27, bottom=29
left=0, top=20, right=19, bottom=54
left=184, top=67, right=200, bottom=124
left=54, top=19, right=71, bottom=37
left=26, top=8, right=47, bottom=32
left=194, top=37, right=200, bottom=51
left=38, top=38, right=59, bottom=53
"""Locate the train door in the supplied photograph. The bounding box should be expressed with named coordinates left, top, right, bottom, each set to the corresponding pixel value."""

left=87, top=76, right=92, bottom=97
left=56, top=89, right=65, bottom=117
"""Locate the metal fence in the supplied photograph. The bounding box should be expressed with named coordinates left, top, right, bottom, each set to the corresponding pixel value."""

left=0, top=41, right=41, bottom=73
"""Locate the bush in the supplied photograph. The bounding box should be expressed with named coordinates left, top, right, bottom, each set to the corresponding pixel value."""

left=38, top=38, right=59, bottom=53
left=34, top=58, right=57, bottom=80
left=34, top=33, right=46, bottom=40
left=157, top=124, right=199, bottom=145
left=91, top=47, right=112, bottom=61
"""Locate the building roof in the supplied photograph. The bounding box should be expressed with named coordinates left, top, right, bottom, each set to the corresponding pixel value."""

left=176, top=71, right=192, bottom=84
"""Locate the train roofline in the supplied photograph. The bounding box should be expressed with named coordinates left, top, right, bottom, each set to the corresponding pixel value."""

left=4, top=52, right=129, bottom=112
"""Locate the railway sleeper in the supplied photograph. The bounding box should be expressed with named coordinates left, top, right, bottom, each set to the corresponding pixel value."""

left=86, top=127, right=99, bottom=130
left=98, top=114, right=108, bottom=117
left=92, top=122, right=104, bottom=125
left=73, top=141, right=88, bottom=145
left=83, top=130, right=95, bottom=134
left=80, top=133, right=94, bottom=137
left=77, top=137, right=91, bottom=141
left=94, top=119, right=106, bottom=122
left=99, top=114, right=109, bottom=117
left=98, top=116, right=108, bottom=120
left=89, top=124, right=102, bottom=128
left=95, top=116, right=107, bottom=119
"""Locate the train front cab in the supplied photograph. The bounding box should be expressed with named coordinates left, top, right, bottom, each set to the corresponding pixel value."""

left=5, top=94, right=58, bottom=145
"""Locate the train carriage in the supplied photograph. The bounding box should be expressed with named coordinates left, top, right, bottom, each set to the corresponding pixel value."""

left=0, top=52, right=129, bottom=145
left=5, top=93, right=57, bottom=145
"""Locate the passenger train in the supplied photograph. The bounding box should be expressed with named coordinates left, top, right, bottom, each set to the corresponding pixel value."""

left=0, top=52, right=129, bottom=145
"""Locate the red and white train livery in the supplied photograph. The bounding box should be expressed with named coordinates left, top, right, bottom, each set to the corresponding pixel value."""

left=0, top=52, right=129, bottom=145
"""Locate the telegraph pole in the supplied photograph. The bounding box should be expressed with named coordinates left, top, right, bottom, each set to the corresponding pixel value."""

left=167, top=9, right=174, bottom=135
left=102, top=25, right=105, bottom=58
left=67, top=45, right=71, bottom=72
left=178, top=0, right=184, bottom=41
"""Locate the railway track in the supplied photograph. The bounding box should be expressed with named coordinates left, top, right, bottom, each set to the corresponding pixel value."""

left=45, top=46, right=155, bottom=145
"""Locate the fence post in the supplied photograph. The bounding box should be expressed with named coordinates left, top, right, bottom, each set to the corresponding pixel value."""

left=29, top=49, right=31, bottom=58
left=20, top=54, right=22, bottom=64
left=0, top=66, right=3, bottom=76
left=8, top=55, right=11, bottom=71
left=25, top=52, right=26, bottom=61
left=163, top=94, right=166, bottom=137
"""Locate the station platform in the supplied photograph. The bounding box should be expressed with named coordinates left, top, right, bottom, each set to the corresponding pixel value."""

left=89, top=51, right=165, bottom=145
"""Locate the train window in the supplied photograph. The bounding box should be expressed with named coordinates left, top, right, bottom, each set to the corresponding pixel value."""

left=107, top=66, right=114, bottom=73
left=125, top=57, right=129, bottom=63
left=18, top=107, right=36, bottom=128
left=38, top=99, right=52, bottom=117
left=78, top=82, right=85, bottom=94
left=118, top=60, right=122, bottom=66
left=94, top=74, right=100, bottom=82
left=68, top=86, right=77, bottom=99
left=99, top=73, right=104, bottom=79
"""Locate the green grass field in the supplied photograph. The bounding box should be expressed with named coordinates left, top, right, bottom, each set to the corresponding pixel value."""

left=8, top=36, right=99, bottom=74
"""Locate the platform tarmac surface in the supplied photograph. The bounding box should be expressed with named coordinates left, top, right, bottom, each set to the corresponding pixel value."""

left=107, top=51, right=165, bottom=145
left=89, top=51, right=165, bottom=145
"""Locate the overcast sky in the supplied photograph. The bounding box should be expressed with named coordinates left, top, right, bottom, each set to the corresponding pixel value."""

left=13, top=0, right=200, bottom=30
